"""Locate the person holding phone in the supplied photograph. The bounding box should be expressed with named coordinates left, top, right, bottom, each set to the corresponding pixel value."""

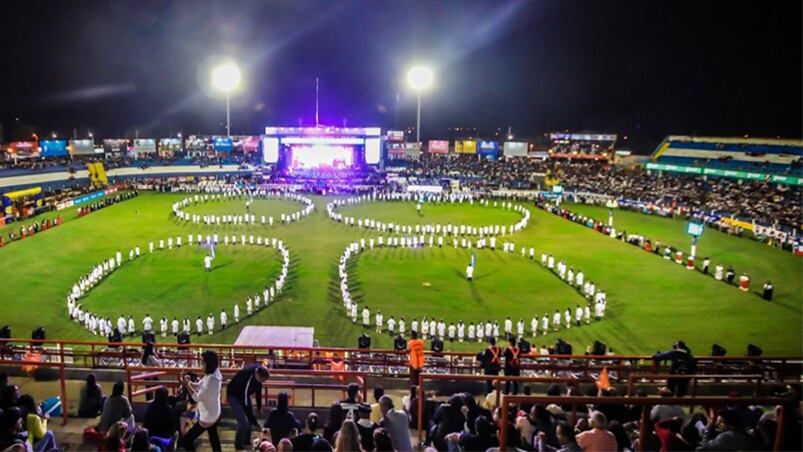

left=180, top=350, right=222, bottom=451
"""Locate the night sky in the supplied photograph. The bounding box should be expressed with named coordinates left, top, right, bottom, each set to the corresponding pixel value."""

left=0, top=0, right=800, bottom=152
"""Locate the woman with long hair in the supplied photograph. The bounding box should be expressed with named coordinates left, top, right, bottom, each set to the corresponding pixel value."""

left=180, top=350, right=222, bottom=451
left=265, top=392, right=301, bottom=442
left=334, top=420, right=362, bottom=452
left=78, top=373, right=104, bottom=418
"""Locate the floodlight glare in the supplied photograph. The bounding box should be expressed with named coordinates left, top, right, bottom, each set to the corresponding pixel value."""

left=407, top=66, right=434, bottom=91
left=212, top=63, right=241, bottom=93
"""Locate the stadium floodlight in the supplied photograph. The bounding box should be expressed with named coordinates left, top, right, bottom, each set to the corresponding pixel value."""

left=211, top=62, right=242, bottom=136
left=407, top=65, right=434, bottom=144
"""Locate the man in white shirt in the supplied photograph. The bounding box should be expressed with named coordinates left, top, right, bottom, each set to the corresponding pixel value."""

left=362, top=306, right=371, bottom=328
left=220, top=310, right=228, bottom=330
left=204, top=255, right=213, bottom=272
left=142, top=314, right=153, bottom=333
left=206, top=314, right=215, bottom=335
left=375, top=310, right=384, bottom=334
left=233, top=304, right=240, bottom=323
left=552, top=310, right=561, bottom=331
left=195, top=317, right=204, bottom=335
left=466, top=264, right=474, bottom=281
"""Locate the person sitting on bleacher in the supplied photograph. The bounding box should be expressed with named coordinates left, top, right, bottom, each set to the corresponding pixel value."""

left=0, top=407, right=31, bottom=451
left=143, top=387, right=177, bottom=445
left=18, top=394, right=58, bottom=452
left=97, top=381, right=133, bottom=433
left=78, top=373, right=104, bottom=418
left=324, top=383, right=370, bottom=443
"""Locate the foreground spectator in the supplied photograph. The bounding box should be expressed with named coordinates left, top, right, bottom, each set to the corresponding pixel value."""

left=0, top=407, right=30, bottom=451
left=100, top=420, right=131, bottom=452
left=576, top=411, right=617, bottom=452
left=265, top=392, right=301, bottom=443
left=78, top=373, right=105, bottom=418
left=334, top=419, right=362, bottom=452
left=18, top=395, right=57, bottom=452
left=97, top=381, right=133, bottom=433
left=180, top=350, right=222, bottom=451
left=378, top=396, right=412, bottom=452
left=697, top=408, right=756, bottom=450
left=227, top=362, right=270, bottom=449
left=143, top=387, right=176, bottom=441
left=291, top=413, right=321, bottom=451
left=535, top=421, right=581, bottom=452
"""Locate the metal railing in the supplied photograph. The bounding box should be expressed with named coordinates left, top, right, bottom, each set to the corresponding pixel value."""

left=1, top=338, right=798, bottom=382
left=125, top=366, right=369, bottom=410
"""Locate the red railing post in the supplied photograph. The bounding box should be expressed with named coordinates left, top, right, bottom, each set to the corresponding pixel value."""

left=637, top=403, right=649, bottom=452
left=58, top=363, right=68, bottom=426
left=417, top=373, right=424, bottom=445
left=499, top=394, right=509, bottom=450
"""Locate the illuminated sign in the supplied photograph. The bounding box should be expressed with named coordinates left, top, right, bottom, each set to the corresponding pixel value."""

left=427, top=140, right=449, bottom=154
left=365, top=138, right=381, bottom=164
left=261, top=138, right=280, bottom=163
left=687, top=222, right=704, bottom=237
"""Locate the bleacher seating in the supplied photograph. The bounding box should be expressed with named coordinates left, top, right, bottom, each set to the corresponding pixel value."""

left=652, top=135, right=803, bottom=175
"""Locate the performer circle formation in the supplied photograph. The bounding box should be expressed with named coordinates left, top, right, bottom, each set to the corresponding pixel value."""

left=172, top=186, right=314, bottom=228
left=66, top=233, right=290, bottom=340
left=337, top=234, right=608, bottom=346
left=327, top=191, right=531, bottom=237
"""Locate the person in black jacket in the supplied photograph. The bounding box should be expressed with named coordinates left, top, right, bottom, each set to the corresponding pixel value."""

left=476, top=337, right=502, bottom=394
left=324, top=383, right=370, bottom=442
left=226, top=363, right=270, bottom=449
left=653, top=341, right=696, bottom=397
left=144, top=387, right=176, bottom=440
left=503, top=336, right=522, bottom=395
left=264, top=392, right=301, bottom=442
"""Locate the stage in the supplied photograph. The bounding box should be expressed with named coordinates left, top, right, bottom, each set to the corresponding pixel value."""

left=235, top=326, right=315, bottom=348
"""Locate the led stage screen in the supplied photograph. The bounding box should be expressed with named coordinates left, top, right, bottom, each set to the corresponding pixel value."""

left=289, top=145, right=354, bottom=170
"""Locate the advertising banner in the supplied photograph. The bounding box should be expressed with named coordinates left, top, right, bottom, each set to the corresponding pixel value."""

left=213, top=137, right=233, bottom=153
left=134, top=139, right=157, bottom=155
left=427, top=140, right=449, bottom=154
left=551, top=152, right=609, bottom=160
left=478, top=141, right=500, bottom=160
left=386, top=130, right=405, bottom=142
left=646, top=162, right=803, bottom=186
left=454, top=140, right=477, bottom=154
left=73, top=190, right=106, bottom=206
left=8, top=142, right=40, bottom=159
left=39, top=140, right=69, bottom=158
left=239, top=136, right=260, bottom=152
left=70, top=139, right=96, bottom=155
left=158, top=138, right=182, bottom=155
left=365, top=138, right=381, bottom=165
left=103, top=139, right=128, bottom=154
left=387, top=143, right=406, bottom=159
left=503, top=141, right=528, bottom=157
left=404, top=143, right=421, bottom=160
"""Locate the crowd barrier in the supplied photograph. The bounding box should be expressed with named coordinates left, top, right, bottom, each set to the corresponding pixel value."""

left=126, top=367, right=368, bottom=409
left=1, top=338, right=799, bottom=383
left=498, top=395, right=796, bottom=452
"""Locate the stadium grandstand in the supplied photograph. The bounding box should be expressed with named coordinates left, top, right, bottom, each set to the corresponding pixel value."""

left=651, top=136, right=803, bottom=176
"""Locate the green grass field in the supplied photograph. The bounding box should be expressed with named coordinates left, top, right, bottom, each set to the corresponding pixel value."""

left=0, top=193, right=799, bottom=355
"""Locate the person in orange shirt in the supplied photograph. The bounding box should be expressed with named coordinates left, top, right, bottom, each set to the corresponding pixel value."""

left=407, top=331, right=425, bottom=386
